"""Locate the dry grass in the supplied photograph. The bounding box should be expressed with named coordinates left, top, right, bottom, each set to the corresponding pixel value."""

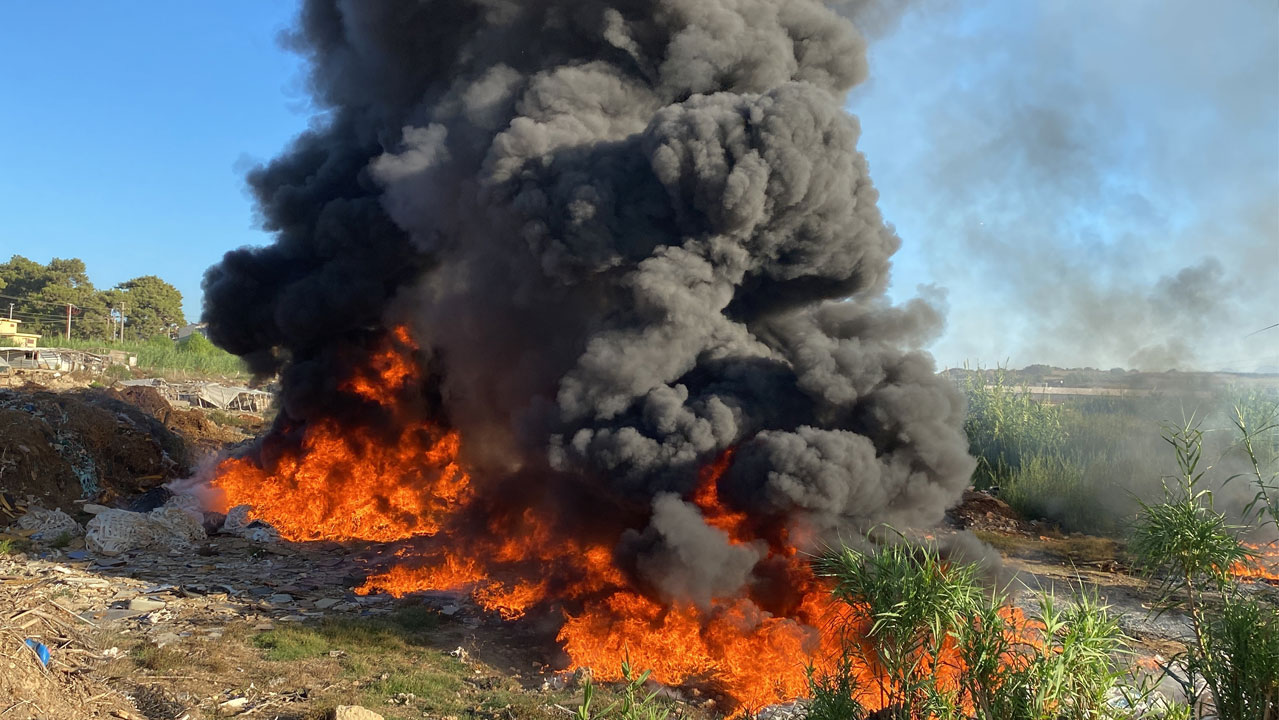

left=973, top=529, right=1123, bottom=566
left=0, top=582, right=140, bottom=719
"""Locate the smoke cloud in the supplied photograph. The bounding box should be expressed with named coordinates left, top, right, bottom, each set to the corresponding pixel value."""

left=203, top=0, right=973, bottom=608
left=852, top=0, right=1279, bottom=372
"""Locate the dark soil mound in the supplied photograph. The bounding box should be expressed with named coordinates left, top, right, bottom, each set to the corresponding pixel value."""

left=946, top=489, right=1035, bottom=534
left=0, top=388, right=187, bottom=509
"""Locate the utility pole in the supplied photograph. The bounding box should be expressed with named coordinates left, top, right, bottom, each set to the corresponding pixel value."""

left=66, top=303, right=72, bottom=340
left=7, top=303, right=12, bottom=320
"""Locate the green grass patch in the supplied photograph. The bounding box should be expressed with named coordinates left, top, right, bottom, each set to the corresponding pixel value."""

left=40, top=333, right=247, bottom=378
left=0, top=537, right=31, bottom=555
left=251, top=608, right=478, bottom=714
left=252, top=626, right=330, bottom=661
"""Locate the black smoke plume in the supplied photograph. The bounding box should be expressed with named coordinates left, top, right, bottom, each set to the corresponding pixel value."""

left=203, top=0, right=973, bottom=607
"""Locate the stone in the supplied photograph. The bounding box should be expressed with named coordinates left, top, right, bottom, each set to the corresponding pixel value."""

left=315, top=598, right=340, bottom=609
left=128, top=596, right=166, bottom=612
left=267, top=593, right=294, bottom=604
left=333, top=706, right=385, bottom=720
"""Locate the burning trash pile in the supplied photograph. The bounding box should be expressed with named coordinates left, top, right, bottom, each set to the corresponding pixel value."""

left=202, top=0, right=975, bottom=710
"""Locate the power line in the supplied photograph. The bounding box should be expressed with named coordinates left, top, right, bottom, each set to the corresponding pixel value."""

left=0, top=292, right=84, bottom=309
left=1246, top=322, right=1279, bottom=338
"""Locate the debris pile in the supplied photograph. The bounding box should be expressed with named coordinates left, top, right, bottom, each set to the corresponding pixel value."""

left=1, top=569, right=140, bottom=719
left=946, top=489, right=1038, bottom=535
left=85, top=500, right=207, bottom=557
left=0, top=388, right=185, bottom=508
left=0, top=385, right=262, bottom=510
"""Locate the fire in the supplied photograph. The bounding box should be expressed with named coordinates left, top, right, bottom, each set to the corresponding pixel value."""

left=1230, top=541, right=1279, bottom=583
left=212, top=327, right=1036, bottom=712
left=210, top=328, right=471, bottom=542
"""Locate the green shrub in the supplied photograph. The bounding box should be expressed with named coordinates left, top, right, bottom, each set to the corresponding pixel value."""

left=962, top=367, right=1067, bottom=490
left=807, top=538, right=1167, bottom=720
left=1130, top=418, right=1279, bottom=719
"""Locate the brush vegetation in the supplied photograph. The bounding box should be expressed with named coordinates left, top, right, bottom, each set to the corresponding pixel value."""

left=961, top=367, right=1279, bottom=536
left=40, top=332, right=247, bottom=378
left=804, top=539, right=1178, bottom=720
left=1130, top=418, right=1279, bottom=719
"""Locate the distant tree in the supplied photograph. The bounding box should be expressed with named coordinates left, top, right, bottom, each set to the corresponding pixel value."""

left=0, top=255, right=111, bottom=340
left=116, top=275, right=185, bottom=340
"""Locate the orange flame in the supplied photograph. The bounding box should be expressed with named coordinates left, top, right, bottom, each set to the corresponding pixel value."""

left=1230, top=542, right=1279, bottom=583
left=212, top=327, right=1040, bottom=713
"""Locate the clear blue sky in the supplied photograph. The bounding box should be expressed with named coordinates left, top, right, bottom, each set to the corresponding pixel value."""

left=0, top=2, right=304, bottom=321
left=2, top=1, right=1276, bottom=371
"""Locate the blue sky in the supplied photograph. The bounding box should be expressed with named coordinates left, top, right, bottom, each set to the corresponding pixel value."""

left=0, top=2, right=304, bottom=318
left=1, top=1, right=1275, bottom=371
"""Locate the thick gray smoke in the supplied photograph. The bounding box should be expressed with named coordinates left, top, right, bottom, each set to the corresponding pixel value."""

left=203, top=0, right=974, bottom=606
left=851, top=0, right=1278, bottom=373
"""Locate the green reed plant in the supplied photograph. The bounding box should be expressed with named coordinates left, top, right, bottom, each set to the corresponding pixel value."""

left=808, top=538, right=1165, bottom=720
left=1225, top=392, right=1279, bottom=530
left=962, top=367, right=1067, bottom=490
left=1130, top=416, right=1279, bottom=719
left=574, top=656, right=673, bottom=720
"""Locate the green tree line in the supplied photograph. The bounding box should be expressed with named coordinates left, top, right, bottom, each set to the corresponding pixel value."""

left=0, top=255, right=186, bottom=342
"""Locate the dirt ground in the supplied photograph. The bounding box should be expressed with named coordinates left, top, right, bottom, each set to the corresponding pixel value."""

left=7, top=490, right=1274, bottom=719
left=3, top=388, right=1276, bottom=719
left=0, top=383, right=256, bottom=511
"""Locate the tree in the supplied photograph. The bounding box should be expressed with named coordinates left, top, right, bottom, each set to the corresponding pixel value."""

left=116, top=275, right=185, bottom=340
left=0, top=255, right=111, bottom=340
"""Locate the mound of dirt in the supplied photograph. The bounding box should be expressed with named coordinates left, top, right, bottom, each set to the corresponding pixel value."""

left=0, top=388, right=186, bottom=510
left=109, top=385, right=246, bottom=454
left=0, top=382, right=263, bottom=511
left=947, top=489, right=1036, bottom=534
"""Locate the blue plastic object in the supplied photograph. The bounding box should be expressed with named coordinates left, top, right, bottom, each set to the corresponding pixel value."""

left=25, top=639, right=50, bottom=667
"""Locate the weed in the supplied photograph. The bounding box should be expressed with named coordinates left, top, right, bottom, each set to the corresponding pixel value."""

left=808, top=537, right=1172, bottom=720
left=575, top=656, right=673, bottom=720
left=1130, top=417, right=1279, bottom=719
left=133, top=642, right=186, bottom=672
left=0, top=537, right=30, bottom=555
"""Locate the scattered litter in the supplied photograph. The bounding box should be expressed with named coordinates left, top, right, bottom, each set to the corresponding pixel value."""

left=128, top=596, right=167, bottom=612
left=24, top=638, right=50, bottom=667
left=85, top=497, right=206, bottom=556
left=221, top=505, right=280, bottom=543
left=334, top=704, right=385, bottom=720
left=14, top=506, right=83, bottom=542
left=219, top=697, right=249, bottom=711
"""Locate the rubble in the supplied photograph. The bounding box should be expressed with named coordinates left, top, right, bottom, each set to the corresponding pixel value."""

left=333, top=706, right=385, bottom=720
left=86, top=504, right=206, bottom=556
left=14, top=507, right=82, bottom=543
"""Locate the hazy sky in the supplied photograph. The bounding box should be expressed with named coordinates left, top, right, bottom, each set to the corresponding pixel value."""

left=1, top=1, right=1276, bottom=371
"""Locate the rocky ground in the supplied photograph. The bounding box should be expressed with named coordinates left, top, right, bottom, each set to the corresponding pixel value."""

left=8, top=491, right=1268, bottom=720
left=2, top=384, right=1276, bottom=719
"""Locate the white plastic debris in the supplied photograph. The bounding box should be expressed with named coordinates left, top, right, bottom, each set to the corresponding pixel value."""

left=85, top=497, right=206, bottom=556
left=221, top=504, right=280, bottom=543
left=15, top=507, right=83, bottom=542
